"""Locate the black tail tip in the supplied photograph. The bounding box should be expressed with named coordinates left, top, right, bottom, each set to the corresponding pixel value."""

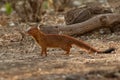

left=103, top=48, right=115, bottom=53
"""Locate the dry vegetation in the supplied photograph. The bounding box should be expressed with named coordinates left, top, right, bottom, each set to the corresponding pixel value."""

left=0, top=0, right=120, bottom=80
left=0, top=18, right=120, bottom=80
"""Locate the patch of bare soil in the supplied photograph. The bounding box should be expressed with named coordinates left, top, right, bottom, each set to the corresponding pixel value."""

left=0, top=25, right=120, bottom=80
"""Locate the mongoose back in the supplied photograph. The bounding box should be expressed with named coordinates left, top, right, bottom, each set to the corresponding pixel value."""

left=26, top=27, right=115, bottom=56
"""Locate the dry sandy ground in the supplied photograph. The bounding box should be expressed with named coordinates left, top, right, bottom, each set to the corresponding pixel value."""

left=0, top=26, right=120, bottom=80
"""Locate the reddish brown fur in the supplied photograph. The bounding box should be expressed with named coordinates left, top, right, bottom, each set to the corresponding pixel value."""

left=26, top=27, right=114, bottom=56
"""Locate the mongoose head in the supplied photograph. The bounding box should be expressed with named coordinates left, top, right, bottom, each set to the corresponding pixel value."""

left=26, top=27, right=39, bottom=36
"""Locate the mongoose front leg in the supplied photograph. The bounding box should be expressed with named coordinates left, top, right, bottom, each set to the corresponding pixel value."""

left=41, top=47, right=47, bottom=56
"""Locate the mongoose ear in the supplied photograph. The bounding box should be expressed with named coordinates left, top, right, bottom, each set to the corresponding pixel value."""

left=37, top=24, right=41, bottom=30
left=26, top=27, right=31, bottom=32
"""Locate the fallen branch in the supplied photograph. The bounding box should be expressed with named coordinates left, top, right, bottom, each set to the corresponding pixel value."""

left=40, top=13, right=120, bottom=35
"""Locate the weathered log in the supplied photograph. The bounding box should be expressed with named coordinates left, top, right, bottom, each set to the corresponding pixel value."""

left=40, top=13, right=120, bottom=35
left=64, top=4, right=112, bottom=25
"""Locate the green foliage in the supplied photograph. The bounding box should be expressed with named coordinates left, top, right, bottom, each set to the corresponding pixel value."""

left=43, top=1, right=48, bottom=9
left=5, top=3, right=13, bottom=15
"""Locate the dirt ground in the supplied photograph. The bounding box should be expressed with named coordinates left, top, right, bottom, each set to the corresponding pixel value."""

left=0, top=24, right=120, bottom=80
